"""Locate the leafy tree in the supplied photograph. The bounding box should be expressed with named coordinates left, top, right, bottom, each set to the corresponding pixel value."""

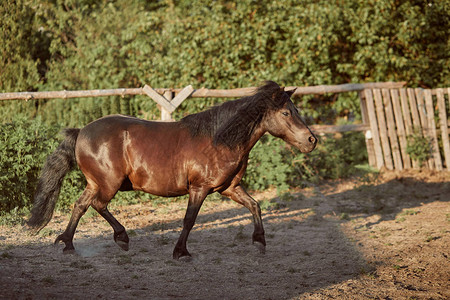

left=0, top=0, right=43, bottom=93
left=346, top=0, right=450, bottom=87
left=2, top=0, right=449, bottom=126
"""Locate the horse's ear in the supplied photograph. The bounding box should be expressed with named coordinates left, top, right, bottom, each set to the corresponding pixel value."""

left=271, top=86, right=284, bottom=100
left=286, top=88, right=297, bottom=97
left=269, top=83, right=287, bottom=107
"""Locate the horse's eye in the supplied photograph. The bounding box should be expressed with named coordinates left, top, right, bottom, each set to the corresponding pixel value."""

left=282, top=111, right=290, bottom=116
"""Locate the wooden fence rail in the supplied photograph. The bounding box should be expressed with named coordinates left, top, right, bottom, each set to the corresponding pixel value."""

left=0, top=81, right=404, bottom=136
left=0, top=82, right=405, bottom=101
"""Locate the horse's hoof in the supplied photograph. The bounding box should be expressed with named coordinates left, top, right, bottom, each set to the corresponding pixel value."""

left=178, top=255, right=193, bottom=262
left=54, top=234, right=65, bottom=245
left=114, top=232, right=129, bottom=251
left=253, top=241, right=266, bottom=254
left=62, top=247, right=76, bottom=255
left=173, top=248, right=191, bottom=260
left=116, top=240, right=129, bottom=251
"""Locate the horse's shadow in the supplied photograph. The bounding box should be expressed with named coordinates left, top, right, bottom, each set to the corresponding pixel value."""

left=327, top=176, right=449, bottom=228
left=70, top=175, right=448, bottom=298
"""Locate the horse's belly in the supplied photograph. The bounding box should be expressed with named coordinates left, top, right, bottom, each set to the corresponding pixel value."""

left=129, top=168, right=188, bottom=197
left=139, top=184, right=188, bottom=197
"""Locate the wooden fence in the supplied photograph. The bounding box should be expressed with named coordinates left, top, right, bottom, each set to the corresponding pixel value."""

left=1, top=82, right=449, bottom=171
left=360, top=88, right=450, bottom=171
left=0, top=81, right=403, bottom=132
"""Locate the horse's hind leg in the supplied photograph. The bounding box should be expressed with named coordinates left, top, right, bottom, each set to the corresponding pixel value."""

left=55, top=186, right=97, bottom=253
left=91, top=203, right=129, bottom=251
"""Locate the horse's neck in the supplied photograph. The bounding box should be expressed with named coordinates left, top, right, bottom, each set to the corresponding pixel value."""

left=241, top=126, right=266, bottom=154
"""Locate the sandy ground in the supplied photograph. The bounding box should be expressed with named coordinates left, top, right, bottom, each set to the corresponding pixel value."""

left=0, top=170, right=449, bottom=299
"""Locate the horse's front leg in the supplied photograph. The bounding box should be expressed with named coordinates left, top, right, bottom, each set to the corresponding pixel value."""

left=173, top=187, right=209, bottom=260
left=221, top=184, right=266, bottom=253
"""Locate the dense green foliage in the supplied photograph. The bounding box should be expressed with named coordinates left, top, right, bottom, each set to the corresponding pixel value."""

left=0, top=0, right=448, bottom=215
left=0, top=118, right=58, bottom=212
left=1, top=0, right=448, bottom=125
left=245, top=132, right=369, bottom=192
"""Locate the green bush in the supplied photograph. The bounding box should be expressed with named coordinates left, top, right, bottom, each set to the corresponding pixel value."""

left=245, top=135, right=292, bottom=192
left=304, top=132, right=369, bottom=180
left=243, top=132, right=369, bottom=192
left=406, top=131, right=432, bottom=167
left=0, top=117, right=59, bottom=212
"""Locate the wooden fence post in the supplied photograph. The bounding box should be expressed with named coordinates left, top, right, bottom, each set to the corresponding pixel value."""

left=143, top=85, right=194, bottom=121
left=373, top=89, right=394, bottom=170
left=414, top=89, right=429, bottom=135
left=436, top=88, right=450, bottom=170
left=407, top=88, right=421, bottom=129
left=407, top=88, right=428, bottom=168
left=399, top=89, right=416, bottom=168
left=161, top=91, right=173, bottom=121
left=359, top=91, right=376, bottom=168
left=424, top=89, right=443, bottom=170
left=364, top=89, right=384, bottom=169
left=382, top=89, right=403, bottom=170
left=390, top=89, right=411, bottom=169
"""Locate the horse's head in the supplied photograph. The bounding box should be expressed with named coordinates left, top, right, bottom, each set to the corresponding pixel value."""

left=264, top=86, right=317, bottom=153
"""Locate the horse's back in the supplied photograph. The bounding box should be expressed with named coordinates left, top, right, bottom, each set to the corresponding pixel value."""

left=75, top=115, right=192, bottom=196
left=78, top=114, right=180, bottom=144
left=80, top=115, right=152, bottom=135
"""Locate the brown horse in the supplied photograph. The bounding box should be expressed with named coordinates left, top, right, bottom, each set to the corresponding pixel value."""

left=28, top=81, right=317, bottom=259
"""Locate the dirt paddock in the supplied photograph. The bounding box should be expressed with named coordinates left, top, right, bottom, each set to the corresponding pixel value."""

left=1, top=170, right=449, bottom=299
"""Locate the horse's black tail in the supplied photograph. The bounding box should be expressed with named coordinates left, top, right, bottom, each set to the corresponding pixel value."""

left=27, top=128, right=80, bottom=233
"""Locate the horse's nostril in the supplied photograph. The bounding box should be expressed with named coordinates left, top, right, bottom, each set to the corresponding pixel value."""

left=308, top=136, right=316, bottom=144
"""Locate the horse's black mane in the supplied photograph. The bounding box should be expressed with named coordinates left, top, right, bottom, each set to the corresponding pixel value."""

left=180, top=81, right=290, bottom=148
